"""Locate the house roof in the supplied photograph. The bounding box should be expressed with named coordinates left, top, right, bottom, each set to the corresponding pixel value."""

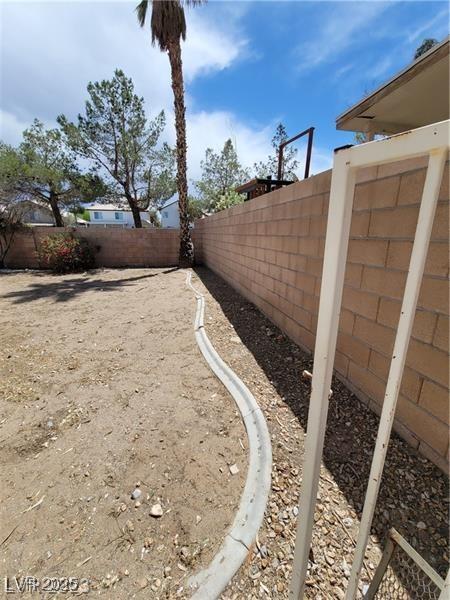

left=87, top=203, right=148, bottom=213
left=336, top=37, right=450, bottom=135
left=159, top=195, right=179, bottom=210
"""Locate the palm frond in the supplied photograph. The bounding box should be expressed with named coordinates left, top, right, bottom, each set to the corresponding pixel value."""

left=150, top=1, right=186, bottom=50
left=136, top=0, right=206, bottom=49
left=135, top=0, right=149, bottom=28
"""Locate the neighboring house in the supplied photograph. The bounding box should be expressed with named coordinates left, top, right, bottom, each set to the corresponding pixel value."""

left=86, top=203, right=153, bottom=228
left=159, top=196, right=180, bottom=228
left=18, top=200, right=55, bottom=226
left=62, top=211, right=89, bottom=227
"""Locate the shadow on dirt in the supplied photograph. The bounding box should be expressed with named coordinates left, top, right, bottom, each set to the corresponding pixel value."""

left=194, top=266, right=449, bottom=581
left=0, top=267, right=179, bottom=304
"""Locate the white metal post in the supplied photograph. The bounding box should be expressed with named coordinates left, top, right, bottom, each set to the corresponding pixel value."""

left=345, top=149, right=447, bottom=600
left=439, top=569, right=450, bottom=599
left=289, top=151, right=356, bottom=599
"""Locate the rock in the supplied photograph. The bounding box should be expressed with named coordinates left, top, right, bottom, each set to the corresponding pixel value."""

left=138, top=577, right=148, bottom=589
left=150, top=503, right=163, bottom=518
left=134, top=501, right=141, bottom=508
left=78, top=581, right=90, bottom=594
left=229, top=463, right=239, bottom=475
left=131, top=488, right=142, bottom=500
left=417, top=521, right=426, bottom=530
left=164, top=566, right=171, bottom=577
left=196, top=515, right=202, bottom=525
left=273, top=523, right=284, bottom=534
left=125, top=520, right=134, bottom=532
left=144, top=537, right=153, bottom=548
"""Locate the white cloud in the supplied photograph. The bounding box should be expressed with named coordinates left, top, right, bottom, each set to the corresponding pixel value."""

left=0, top=0, right=332, bottom=189
left=294, top=2, right=390, bottom=74
left=407, top=8, right=449, bottom=44
left=185, top=110, right=273, bottom=180
left=0, top=111, right=31, bottom=146
left=0, top=2, right=248, bottom=122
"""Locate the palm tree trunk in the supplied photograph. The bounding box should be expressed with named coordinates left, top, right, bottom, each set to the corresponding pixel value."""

left=49, top=191, right=64, bottom=227
left=167, top=38, right=193, bottom=267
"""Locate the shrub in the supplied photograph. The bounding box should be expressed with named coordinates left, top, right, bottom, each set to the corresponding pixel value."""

left=214, top=190, right=244, bottom=213
left=39, top=233, right=95, bottom=273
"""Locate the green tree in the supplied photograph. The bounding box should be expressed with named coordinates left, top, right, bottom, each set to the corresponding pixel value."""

left=136, top=0, right=204, bottom=265
left=187, top=196, right=205, bottom=222
left=214, top=189, right=244, bottom=213
left=254, top=123, right=299, bottom=180
left=414, top=38, right=438, bottom=60
left=0, top=121, right=98, bottom=227
left=196, top=139, right=249, bottom=211
left=58, top=69, right=176, bottom=228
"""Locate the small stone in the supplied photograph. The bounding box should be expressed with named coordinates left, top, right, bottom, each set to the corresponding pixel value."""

left=131, top=488, right=142, bottom=500
left=144, top=537, right=153, bottom=548
left=134, top=501, right=141, bottom=508
left=273, top=523, right=284, bottom=534
left=78, top=581, right=89, bottom=594
left=150, top=503, right=163, bottom=518
left=164, top=566, right=171, bottom=577
left=138, top=577, right=148, bottom=589
left=125, top=520, right=134, bottom=532
left=259, top=545, right=268, bottom=558
left=229, top=463, right=239, bottom=476
left=196, top=515, right=202, bottom=524
left=417, top=521, right=426, bottom=530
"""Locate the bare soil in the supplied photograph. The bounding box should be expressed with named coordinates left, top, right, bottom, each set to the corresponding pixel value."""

left=0, top=268, right=246, bottom=598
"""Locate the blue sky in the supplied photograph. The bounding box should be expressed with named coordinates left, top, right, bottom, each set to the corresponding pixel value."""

left=1, top=1, right=448, bottom=181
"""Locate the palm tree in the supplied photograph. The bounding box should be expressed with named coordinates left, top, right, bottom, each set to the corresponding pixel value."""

left=136, top=0, right=203, bottom=267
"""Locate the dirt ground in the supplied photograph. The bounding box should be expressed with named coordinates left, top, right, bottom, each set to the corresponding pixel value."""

left=189, top=268, right=449, bottom=600
left=0, top=268, right=246, bottom=598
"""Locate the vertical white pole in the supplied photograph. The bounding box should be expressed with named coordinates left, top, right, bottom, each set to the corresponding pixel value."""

left=345, top=149, right=446, bottom=600
left=289, top=151, right=356, bottom=599
left=438, top=569, right=450, bottom=599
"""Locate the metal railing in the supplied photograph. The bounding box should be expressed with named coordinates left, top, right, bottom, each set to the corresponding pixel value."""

left=277, top=126, right=314, bottom=180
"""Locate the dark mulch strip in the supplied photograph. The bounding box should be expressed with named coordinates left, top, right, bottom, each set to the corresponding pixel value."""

left=192, top=267, right=449, bottom=600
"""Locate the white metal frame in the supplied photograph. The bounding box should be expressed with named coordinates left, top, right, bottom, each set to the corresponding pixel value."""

left=364, top=528, right=445, bottom=598
left=289, top=120, right=449, bottom=600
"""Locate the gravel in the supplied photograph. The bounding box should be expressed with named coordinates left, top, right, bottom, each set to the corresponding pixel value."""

left=191, top=267, right=449, bottom=600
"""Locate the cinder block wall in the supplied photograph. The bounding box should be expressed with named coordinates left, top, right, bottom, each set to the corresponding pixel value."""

left=5, top=227, right=180, bottom=269
left=194, top=156, right=449, bottom=471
